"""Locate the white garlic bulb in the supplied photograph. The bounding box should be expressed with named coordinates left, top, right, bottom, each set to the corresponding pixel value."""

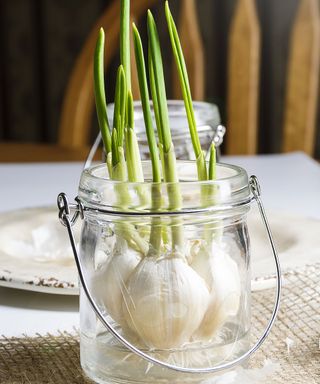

left=95, top=238, right=141, bottom=326
left=191, top=243, right=241, bottom=341
left=122, top=255, right=210, bottom=349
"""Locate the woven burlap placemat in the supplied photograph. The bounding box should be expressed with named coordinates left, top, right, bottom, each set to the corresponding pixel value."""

left=1, top=264, right=319, bottom=384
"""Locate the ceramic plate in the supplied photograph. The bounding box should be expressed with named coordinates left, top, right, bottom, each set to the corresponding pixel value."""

left=0, top=206, right=80, bottom=295
left=0, top=207, right=318, bottom=294
left=249, top=209, right=320, bottom=290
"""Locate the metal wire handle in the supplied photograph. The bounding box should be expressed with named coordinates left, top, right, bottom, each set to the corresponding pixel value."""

left=57, top=175, right=281, bottom=374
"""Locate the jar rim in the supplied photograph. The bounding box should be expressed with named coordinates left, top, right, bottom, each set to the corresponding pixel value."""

left=78, top=161, right=251, bottom=214
left=81, top=161, right=247, bottom=186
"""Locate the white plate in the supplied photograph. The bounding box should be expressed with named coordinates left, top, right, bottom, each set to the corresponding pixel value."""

left=249, top=209, right=320, bottom=290
left=0, top=207, right=318, bottom=294
left=0, top=207, right=79, bottom=295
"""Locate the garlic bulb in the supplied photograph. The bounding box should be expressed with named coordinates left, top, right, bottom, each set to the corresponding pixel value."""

left=191, top=242, right=241, bottom=341
left=94, top=238, right=141, bottom=326
left=122, top=255, right=210, bottom=349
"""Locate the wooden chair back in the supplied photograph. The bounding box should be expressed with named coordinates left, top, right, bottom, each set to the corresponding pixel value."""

left=226, top=0, right=320, bottom=156
left=226, top=0, right=260, bottom=155
left=59, top=0, right=320, bottom=158
left=282, top=0, right=320, bottom=154
left=0, top=0, right=318, bottom=161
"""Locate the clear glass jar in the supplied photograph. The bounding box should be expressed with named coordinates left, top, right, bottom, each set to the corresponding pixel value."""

left=78, top=161, right=251, bottom=384
left=107, top=100, right=223, bottom=160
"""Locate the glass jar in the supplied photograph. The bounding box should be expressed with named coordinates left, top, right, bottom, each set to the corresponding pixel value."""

left=77, top=160, right=252, bottom=384
left=107, top=100, right=224, bottom=160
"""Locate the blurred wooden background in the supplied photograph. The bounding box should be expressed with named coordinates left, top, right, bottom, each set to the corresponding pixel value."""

left=0, top=0, right=319, bottom=157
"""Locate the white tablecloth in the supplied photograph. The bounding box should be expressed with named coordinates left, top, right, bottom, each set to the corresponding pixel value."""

left=1, top=152, right=319, bottom=337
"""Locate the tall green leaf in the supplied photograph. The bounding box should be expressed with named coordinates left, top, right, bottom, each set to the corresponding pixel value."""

left=93, top=28, right=111, bottom=155
left=132, top=23, right=161, bottom=183
left=165, top=1, right=208, bottom=180
left=120, top=0, right=131, bottom=91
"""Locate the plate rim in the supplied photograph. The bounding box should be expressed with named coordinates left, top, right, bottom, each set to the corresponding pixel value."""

left=0, top=205, right=79, bottom=295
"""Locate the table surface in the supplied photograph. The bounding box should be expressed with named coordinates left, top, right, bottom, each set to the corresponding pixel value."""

left=1, top=152, right=320, bottom=337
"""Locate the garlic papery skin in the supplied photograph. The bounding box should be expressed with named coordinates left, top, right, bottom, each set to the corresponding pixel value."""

left=122, top=255, right=210, bottom=350
left=191, top=243, right=241, bottom=341
left=94, top=238, right=141, bottom=327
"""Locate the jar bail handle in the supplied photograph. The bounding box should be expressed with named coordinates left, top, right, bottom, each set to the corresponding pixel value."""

left=57, top=175, right=281, bottom=374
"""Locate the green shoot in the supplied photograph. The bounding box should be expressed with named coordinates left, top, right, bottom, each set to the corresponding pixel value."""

left=111, top=128, right=119, bottom=166
left=93, top=28, right=111, bottom=155
left=147, top=11, right=172, bottom=156
left=132, top=23, right=161, bottom=183
left=165, top=1, right=208, bottom=181
left=127, top=89, right=134, bottom=129
left=120, top=0, right=131, bottom=91
left=112, top=147, right=128, bottom=182
left=125, top=91, right=144, bottom=182
left=148, top=45, right=163, bottom=150
left=112, top=65, right=127, bottom=156
left=147, top=10, right=183, bottom=250
left=133, top=23, right=162, bottom=254
left=209, top=143, right=216, bottom=180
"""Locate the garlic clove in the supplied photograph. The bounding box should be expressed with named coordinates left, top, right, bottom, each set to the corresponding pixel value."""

left=93, top=238, right=141, bottom=327
left=122, top=256, right=210, bottom=349
left=189, top=240, right=213, bottom=287
left=191, top=244, right=241, bottom=341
